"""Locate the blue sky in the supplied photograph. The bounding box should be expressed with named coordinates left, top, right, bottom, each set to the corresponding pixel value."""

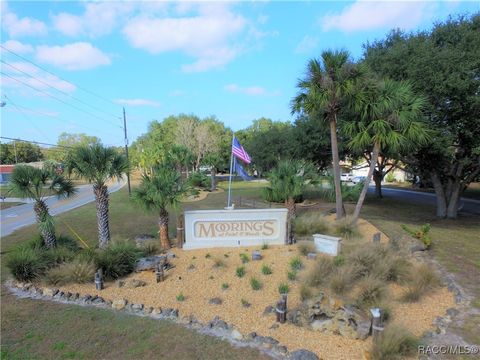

left=1, top=0, right=478, bottom=147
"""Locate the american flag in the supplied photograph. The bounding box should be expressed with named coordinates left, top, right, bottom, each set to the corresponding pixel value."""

left=232, top=138, right=251, bottom=164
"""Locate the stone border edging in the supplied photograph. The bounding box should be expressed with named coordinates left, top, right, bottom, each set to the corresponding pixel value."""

left=5, top=280, right=319, bottom=360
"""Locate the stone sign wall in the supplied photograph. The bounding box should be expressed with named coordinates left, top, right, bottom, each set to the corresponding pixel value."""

left=183, top=209, right=288, bottom=249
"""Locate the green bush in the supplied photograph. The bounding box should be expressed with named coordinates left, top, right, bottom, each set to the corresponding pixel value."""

left=401, top=223, right=432, bottom=249
left=306, top=255, right=334, bottom=287
left=319, top=176, right=362, bottom=202
left=250, top=277, right=262, bottom=290
left=188, top=172, right=209, bottom=188
left=371, top=323, right=418, bottom=360
left=333, top=255, right=345, bottom=267
left=236, top=266, right=246, bottom=278
left=261, top=264, right=272, bottom=275
left=278, top=283, right=289, bottom=294
left=176, top=293, right=185, bottom=301
left=294, top=213, right=329, bottom=236
left=95, top=240, right=143, bottom=280
left=6, top=246, right=47, bottom=282
left=297, top=240, right=317, bottom=256
left=56, top=235, right=81, bottom=251
left=290, top=257, right=303, bottom=271
left=240, top=253, right=249, bottom=263
left=356, top=276, right=388, bottom=308
left=222, top=283, right=229, bottom=290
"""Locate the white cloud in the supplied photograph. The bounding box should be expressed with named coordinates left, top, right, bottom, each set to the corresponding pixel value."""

left=295, top=35, right=319, bottom=54
left=224, top=84, right=280, bottom=97
left=1, top=40, right=33, bottom=54
left=114, top=98, right=160, bottom=107
left=1, top=2, right=47, bottom=38
left=320, top=1, right=434, bottom=32
left=35, top=42, right=111, bottom=71
left=1, top=61, right=76, bottom=93
left=123, top=3, right=248, bottom=72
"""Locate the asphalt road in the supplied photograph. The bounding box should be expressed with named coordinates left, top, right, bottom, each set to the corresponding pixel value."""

left=369, top=186, right=480, bottom=216
left=0, top=180, right=126, bottom=238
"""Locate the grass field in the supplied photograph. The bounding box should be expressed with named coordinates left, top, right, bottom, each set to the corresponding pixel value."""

left=1, top=181, right=479, bottom=357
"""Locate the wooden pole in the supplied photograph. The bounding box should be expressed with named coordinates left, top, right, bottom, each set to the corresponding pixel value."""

left=176, top=213, right=184, bottom=249
left=370, top=308, right=384, bottom=339
left=276, top=294, right=287, bottom=323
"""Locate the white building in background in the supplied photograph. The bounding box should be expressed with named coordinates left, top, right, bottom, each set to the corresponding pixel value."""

left=340, top=160, right=411, bottom=183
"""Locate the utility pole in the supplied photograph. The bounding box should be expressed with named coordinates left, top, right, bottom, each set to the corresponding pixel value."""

left=13, top=140, right=18, bottom=164
left=123, top=107, right=131, bottom=196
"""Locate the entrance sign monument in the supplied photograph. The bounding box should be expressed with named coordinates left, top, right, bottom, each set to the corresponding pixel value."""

left=183, top=208, right=288, bottom=249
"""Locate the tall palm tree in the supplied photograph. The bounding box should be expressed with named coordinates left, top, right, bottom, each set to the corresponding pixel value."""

left=264, top=160, right=318, bottom=243
left=9, top=165, right=76, bottom=247
left=291, top=50, right=362, bottom=220
left=344, top=78, right=429, bottom=223
left=133, top=166, right=190, bottom=250
left=65, top=144, right=128, bottom=248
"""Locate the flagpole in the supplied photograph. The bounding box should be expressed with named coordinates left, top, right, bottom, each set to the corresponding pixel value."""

left=227, top=133, right=235, bottom=208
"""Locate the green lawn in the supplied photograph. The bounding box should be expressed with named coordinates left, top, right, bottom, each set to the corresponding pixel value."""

left=2, top=181, right=479, bottom=356
left=383, top=182, right=480, bottom=201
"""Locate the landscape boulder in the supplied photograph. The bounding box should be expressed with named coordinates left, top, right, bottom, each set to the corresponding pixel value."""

left=112, top=298, right=127, bottom=310
left=135, top=255, right=166, bottom=272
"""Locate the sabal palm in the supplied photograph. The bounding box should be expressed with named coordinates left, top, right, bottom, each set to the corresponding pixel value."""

left=265, top=160, right=318, bottom=243
left=291, top=49, right=360, bottom=219
left=66, top=144, right=128, bottom=248
left=133, top=166, right=190, bottom=250
left=344, top=78, right=429, bottom=222
left=9, top=165, right=76, bottom=247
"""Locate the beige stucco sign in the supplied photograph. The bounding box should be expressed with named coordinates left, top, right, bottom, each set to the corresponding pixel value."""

left=183, top=209, right=288, bottom=249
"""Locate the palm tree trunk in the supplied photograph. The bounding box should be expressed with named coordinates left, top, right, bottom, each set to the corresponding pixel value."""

left=158, top=208, right=170, bottom=250
left=34, top=200, right=56, bottom=248
left=352, top=142, right=380, bottom=223
left=94, top=183, right=110, bottom=248
left=330, top=117, right=345, bottom=219
left=285, top=196, right=296, bottom=244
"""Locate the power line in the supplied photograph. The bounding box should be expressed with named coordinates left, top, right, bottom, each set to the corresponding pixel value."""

left=1, top=60, right=121, bottom=124
left=1, top=71, right=123, bottom=129
left=0, top=136, right=72, bottom=148
left=0, top=44, right=119, bottom=107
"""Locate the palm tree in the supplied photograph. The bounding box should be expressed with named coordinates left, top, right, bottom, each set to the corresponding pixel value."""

left=9, top=165, right=76, bottom=247
left=65, top=144, right=128, bottom=248
left=264, top=160, right=318, bottom=243
left=344, top=78, right=429, bottom=223
left=291, top=50, right=362, bottom=220
left=133, top=166, right=190, bottom=250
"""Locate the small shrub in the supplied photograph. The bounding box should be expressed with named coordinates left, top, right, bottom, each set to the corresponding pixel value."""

left=224, top=253, right=229, bottom=258
left=188, top=171, right=209, bottom=188
left=297, top=240, right=316, bottom=256
left=213, top=258, right=226, bottom=268
left=241, top=298, right=251, bottom=307
left=306, top=255, right=334, bottom=287
left=176, top=293, right=185, bottom=301
left=209, top=275, right=214, bottom=280
left=44, top=246, right=76, bottom=266
left=300, top=284, right=313, bottom=301
left=334, top=217, right=360, bottom=240
left=205, top=253, right=211, bottom=259
left=333, top=255, right=345, bottom=267
left=236, top=266, right=245, bottom=278
left=402, top=264, right=440, bottom=302
left=290, top=257, right=303, bottom=271
left=56, top=235, right=80, bottom=251
left=401, top=223, right=432, bottom=249
left=371, top=323, right=418, bottom=360
left=240, top=253, right=249, bottom=264
left=261, top=264, right=272, bottom=275
left=330, top=266, right=354, bottom=295
left=222, top=283, right=229, bottom=290
left=261, top=243, right=269, bottom=250
left=347, top=244, right=389, bottom=279
left=287, top=271, right=297, bottom=281
left=372, top=256, right=411, bottom=283
left=294, top=213, right=329, bottom=236
left=6, top=246, right=47, bottom=281
left=95, top=239, right=143, bottom=280
left=278, top=283, right=289, bottom=294
left=356, top=276, right=388, bottom=308
left=250, top=277, right=262, bottom=290
left=139, top=241, right=158, bottom=256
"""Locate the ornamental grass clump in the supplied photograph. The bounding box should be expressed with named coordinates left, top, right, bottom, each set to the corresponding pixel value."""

left=95, top=239, right=143, bottom=280
left=7, top=246, right=47, bottom=282
left=297, top=240, right=316, bottom=256
left=44, top=258, right=95, bottom=285
left=261, top=264, right=272, bottom=275
left=290, top=257, right=303, bottom=271
left=329, top=265, right=355, bottom=295
left=334, top=217, right=360, bottom=240
left=356, top=275, right=388, bottom=308
left=371, top=323, right=418, bottom=360
left=306, top=255, right=334, bottom=287
left=278, top=283, right=289, bottom=294
left=250, top=277, right=262, bottom=290
left=236, top=266, right=246, bottom=278
left=294, top=212, right=330, bottom=236
left=402, top=263, right=440, bottom=302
